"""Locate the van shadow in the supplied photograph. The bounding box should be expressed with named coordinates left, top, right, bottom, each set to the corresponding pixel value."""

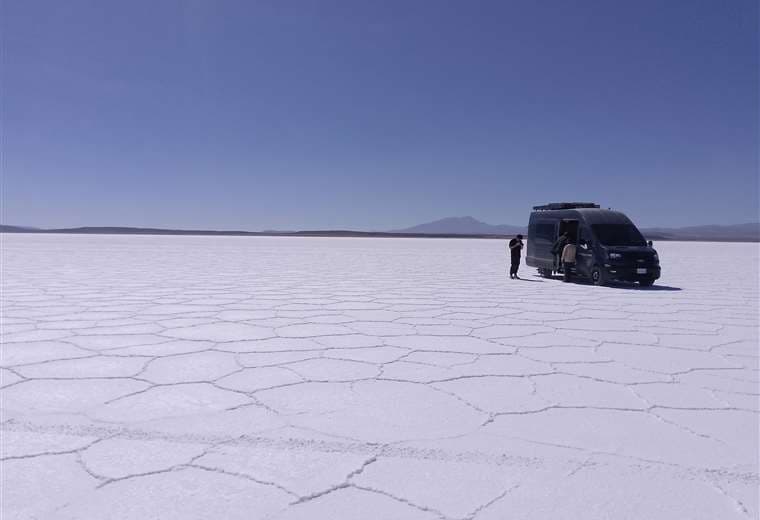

left=608, top=282, right=682, bottom=291
left=540, top=274, right=682, bottom=291
left=581, top=279, right=682, bottom=291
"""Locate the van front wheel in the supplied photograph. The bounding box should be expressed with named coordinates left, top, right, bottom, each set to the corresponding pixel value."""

left=591, top=266, right=606, bottom=286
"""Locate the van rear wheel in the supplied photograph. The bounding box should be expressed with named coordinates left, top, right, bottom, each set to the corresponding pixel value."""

left=591, top=266, right=606, bottom=286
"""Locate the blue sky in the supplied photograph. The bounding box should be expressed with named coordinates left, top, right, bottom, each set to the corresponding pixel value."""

left=3, top=0, right=758, bottom=230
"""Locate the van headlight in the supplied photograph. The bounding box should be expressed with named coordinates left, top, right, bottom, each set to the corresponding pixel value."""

left=653, top=253, right=659, bottom=263
left=608, top=252, right=622, bottom=259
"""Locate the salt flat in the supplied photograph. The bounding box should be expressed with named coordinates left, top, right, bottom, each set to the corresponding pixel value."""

left=1, top=234, right=758, bottom=519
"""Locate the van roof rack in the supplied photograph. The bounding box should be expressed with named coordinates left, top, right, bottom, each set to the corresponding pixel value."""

left=532, top=202, right=601, bottom=211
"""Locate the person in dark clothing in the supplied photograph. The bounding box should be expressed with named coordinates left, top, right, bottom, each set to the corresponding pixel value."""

left=551, top=232, right=569, bottom=271
left=508, top=234, right=524, bottom=279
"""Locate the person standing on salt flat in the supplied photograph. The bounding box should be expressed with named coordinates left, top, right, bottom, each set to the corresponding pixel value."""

left=508, top=234, right=524, bottom=279
left=561, top=239, right=578, bottom=282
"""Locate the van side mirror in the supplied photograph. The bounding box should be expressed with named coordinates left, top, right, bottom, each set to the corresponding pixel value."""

left=647, top=240, right=653, bottom=247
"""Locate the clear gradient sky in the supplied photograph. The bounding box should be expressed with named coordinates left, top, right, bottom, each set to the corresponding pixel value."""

left=3, top=1, right=758, bottom=230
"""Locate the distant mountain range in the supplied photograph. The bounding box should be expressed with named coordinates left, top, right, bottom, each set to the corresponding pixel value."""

left=0, top=225, right=507, bottom=240
left=394, top=217, right=759, bottom=242
left=2, top=219, right=758, bottom=241
left=391, top=216, right=526, bottom=236
left=639, top=223, right=760, bottom=242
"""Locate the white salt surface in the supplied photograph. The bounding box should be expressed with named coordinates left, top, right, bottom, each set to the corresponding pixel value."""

left=1, top=234, right=758, bottom=519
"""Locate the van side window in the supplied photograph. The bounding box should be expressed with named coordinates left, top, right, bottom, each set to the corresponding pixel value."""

left=535, top=223, right=554, bottom=241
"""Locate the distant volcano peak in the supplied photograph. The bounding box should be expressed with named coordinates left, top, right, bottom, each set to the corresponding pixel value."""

left=391, top=217, right=526, bottom=236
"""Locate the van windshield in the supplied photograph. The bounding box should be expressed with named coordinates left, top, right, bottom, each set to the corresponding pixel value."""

left=591, top=224, right=646, bottom=246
